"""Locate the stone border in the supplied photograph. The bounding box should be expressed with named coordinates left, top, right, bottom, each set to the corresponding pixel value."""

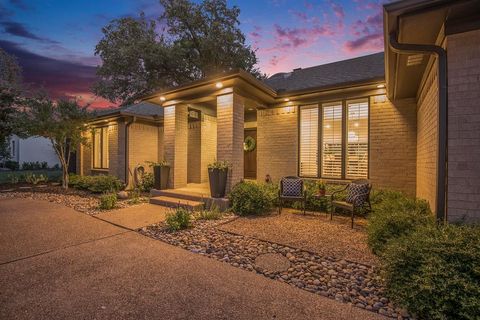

left=140, top=218, right=410, bottom=319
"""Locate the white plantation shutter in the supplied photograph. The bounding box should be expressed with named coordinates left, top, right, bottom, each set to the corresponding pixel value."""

left=347, top=99, right=369, bottom=178
left=322, top=103, right=343, bottom=178
left=299, top=105, right=319, bottom=177
left=93, top=128, right=101, bottom=168
left=101, top=127, right=109, bottom=169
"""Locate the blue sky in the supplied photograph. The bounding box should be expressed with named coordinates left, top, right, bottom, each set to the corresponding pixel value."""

left=0, top=0, right=387, bottom=107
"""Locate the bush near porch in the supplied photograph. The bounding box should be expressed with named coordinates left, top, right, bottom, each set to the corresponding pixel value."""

left=68, top=174, right=124, bottom=193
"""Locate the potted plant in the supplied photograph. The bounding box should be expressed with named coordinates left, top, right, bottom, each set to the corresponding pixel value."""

left=208, top=160, right=229, bottom=198
left=317, top=179, right=326, bottom=196
left=147, top=160, right=170, bottom=190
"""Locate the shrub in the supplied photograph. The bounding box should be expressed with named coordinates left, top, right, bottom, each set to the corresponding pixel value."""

left=4, top=160, right=19, bottom=171
left=196, top=205, right=223, bottom=220
left=68, top=174, right=124, bottom=193
left=24, top=173, right=47, bottom=185
left=7, top=173, right=19, bottom=184
left=382, top=224, right=480, bottom=320
left=99, top=193, right=117, bottom=210
left=139, top=172, right=154, bottom=192
left=127, top=188, right=143, bottom=205
left=22, top=161, right=43, bottom=170
left=229, top=181, right=277, bottom=216
left=165, top=207, right=192, bottom=231
left=367, top=190, right=434, bottom=254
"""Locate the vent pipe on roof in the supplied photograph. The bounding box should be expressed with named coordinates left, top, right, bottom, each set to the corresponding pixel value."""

left=388, top=32, right=448, bottom=224
left=293, top=67, right=302, bottom=72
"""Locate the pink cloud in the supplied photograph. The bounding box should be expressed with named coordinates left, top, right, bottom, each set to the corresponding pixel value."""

left=344, top=11, right=383, bottom=52
left=344, top=33, right=383, bottom=51
left=273, top=23, right=334, bottom=49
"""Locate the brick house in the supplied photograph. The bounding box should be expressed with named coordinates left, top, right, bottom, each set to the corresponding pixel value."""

left=78, top=0, right=480, bottom=222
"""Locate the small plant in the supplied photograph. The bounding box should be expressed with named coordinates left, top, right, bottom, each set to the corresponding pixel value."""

left=139, top=172, right=154, bottom=192
left=207, top=160, right=229, bottom=170
left=229, top=181, right=277, bottom=215
left=24, top=173, right=45, bottom=185
left=39, top=174, right=48, bottom=183
left=7, top=173, right=19, bottom=184
left=145, top=160, right=170, bottom=167
left=165, top=207, right=192, bottom=231
left=196, top=204, right=223, bottom=220
left=317, top=179, right=326, bottom=195
left=99, top=193, right=117, bottom=210
left=127, top=188, right=143, bottom=205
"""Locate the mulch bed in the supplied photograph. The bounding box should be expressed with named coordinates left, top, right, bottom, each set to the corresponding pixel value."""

left=140, top=217, right=410, bottom=319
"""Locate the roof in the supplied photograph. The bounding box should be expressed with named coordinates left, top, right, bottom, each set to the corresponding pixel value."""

left=95, top=101, right=164, bottom=119
left=263, top=52, right=385, bottom=93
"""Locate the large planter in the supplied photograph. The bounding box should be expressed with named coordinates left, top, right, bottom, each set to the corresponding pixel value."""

left=208, top=168, right=228, bottom=198
left=153, top=166, right=170, bottom=190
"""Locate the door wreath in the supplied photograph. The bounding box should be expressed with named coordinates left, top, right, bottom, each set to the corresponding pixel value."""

left=244, top=136, right=256, bottom=152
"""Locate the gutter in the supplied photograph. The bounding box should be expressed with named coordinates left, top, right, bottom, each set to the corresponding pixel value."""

left=388, top=32, right=448, bottom=223
left=124, top=117, right=136, bottom=186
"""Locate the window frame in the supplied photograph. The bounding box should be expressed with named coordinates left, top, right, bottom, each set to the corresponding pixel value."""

left=297, top=96, right=370, bottom=180
left=92, top=126, right=109, bottom=170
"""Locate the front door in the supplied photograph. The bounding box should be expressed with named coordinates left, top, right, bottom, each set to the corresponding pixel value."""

left=244, top=128, right=257, bottom=179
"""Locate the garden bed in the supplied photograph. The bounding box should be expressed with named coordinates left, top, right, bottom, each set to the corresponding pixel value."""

left=140, top=216, right=408, bottom=319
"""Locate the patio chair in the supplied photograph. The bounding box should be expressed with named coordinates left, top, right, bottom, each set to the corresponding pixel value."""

left=330, top=179, right=372, bottom=228
left=278, top=176, right=307, bottom=215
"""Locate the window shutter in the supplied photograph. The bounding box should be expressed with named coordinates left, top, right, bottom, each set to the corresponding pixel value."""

left=299, top=105, right=319, bottom=177
left=347, top=99, right=369, bottom=178
left=322, top=103, right=343, bottom=178
left=93, top=128, right=101, bottom=168
left=102, top=127, right=109, bottom=169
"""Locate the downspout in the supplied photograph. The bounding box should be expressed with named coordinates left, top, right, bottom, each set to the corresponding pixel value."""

left=124, top=116, right=136, bottom=186
left=388, top=32, right=448, bottom=223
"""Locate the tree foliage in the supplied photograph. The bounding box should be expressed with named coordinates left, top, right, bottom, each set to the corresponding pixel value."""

left=19, top=97, right=92, bottom=189
left=94, top=0, right=263, bottom=105
left=0, top=48, right=22, bottom=159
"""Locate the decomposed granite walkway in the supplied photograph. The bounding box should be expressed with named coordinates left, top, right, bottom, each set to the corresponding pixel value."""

left=0, top=198, right=387, bottom=320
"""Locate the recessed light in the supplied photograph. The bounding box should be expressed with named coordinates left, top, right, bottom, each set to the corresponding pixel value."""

left=354, top=122, right=359, bottom=127
left=248, top=108, right=254, bottom=111
left=376, top=84, right=385, bottom=88
left=284, top=98, right=290, bottom=102
left=160, top=96, right=166, bottom=102
left=215, top=82, right=223, bottom=88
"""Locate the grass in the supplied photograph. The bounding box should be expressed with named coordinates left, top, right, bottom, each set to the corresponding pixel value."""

left=0, top=170, right=62, bottom=184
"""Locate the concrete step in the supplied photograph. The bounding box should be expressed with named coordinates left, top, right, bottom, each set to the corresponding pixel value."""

left=151, top=189, right=207, bottom=202
left=149, top=196, right=204, bottom=211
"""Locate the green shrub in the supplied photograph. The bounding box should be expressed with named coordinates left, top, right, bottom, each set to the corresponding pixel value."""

left=7, top=173, right=19, bottom=184
left=139, top=172, right=154, bottom=192
left=4, top=160, right=19, bottom=171
left=99, top=193, right=117, bottom=210
left=229, top=181, right=277, bottom=216
left=382, top=224, right=480, bottom=320
left=196, top=205, right=223, bottom=220
left=127, top=188, right=143, bottom=205
left=367, top=190, right=434, bottom=254
left=24, top=173, right=47, bottom=185
left=68, top=174, right=124, bottom=193
left=165, top=207, right=192, bottom=231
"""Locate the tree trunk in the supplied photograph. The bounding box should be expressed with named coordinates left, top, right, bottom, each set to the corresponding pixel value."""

left=62, top=161, right=69, bottom=190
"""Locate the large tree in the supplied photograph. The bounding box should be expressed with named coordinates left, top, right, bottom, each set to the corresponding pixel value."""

left=94, top=0, right=263, bottom=105
left=20, top=97, right=92, bottom=189
left=0, top=48, right=22, bottom=160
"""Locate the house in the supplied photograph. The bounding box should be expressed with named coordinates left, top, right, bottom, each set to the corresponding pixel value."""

left=78, top=0, right=480, bottom=223
left=7, top=135, right=60, bottom=168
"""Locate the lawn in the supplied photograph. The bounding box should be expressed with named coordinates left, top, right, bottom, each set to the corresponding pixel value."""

left=0, top=170, right=62, bottom=184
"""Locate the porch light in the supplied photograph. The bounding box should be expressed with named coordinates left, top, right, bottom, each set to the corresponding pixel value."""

left=215, top=82, right=223, bottom=88
left=160, top=96, right=166, bottom=102
left=284, top=98, right=290, bottom=102
left=376, top=84, right=385, bottom=88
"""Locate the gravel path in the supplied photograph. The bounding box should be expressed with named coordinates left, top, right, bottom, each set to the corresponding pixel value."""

left=140, top=217, right=409, bottom=319
left=219, top=210, right=377, bottom=266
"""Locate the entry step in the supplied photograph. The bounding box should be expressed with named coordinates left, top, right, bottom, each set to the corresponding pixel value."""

left=149, top=196, right=204, bottom=211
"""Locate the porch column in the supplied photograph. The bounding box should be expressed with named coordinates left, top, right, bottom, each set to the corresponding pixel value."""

left=164, top=104, right=188, bottom=189
left=217, top=93, right=244, bottom=192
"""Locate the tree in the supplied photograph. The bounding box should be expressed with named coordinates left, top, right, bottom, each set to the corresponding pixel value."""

left=94, top=0, right=263, bottom=105
left=20, top=97, right=92, bottom=189
left=0, top=48, right=22, bottom=160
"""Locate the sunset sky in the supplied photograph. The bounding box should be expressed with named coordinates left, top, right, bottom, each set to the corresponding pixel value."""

left=0, top=0, right=387, bottom=108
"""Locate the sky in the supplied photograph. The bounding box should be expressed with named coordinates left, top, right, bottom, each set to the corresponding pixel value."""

left=0, top=0, right=387, bottom=108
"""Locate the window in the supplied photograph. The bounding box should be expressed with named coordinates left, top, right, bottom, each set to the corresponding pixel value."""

left=299, top=105, right=318, bottom=177
left=299, top=98, right=369, bottom=179
left=93, top=127, right=109, bottom=169
left=322, top=102, right=343, bottom=178
left=347, top=99, right=369, bottom=179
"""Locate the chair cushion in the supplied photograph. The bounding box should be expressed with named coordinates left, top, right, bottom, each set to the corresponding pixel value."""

left=281, top=178, right=302, bottom=197
left=346, top=183, right=369, bottom=206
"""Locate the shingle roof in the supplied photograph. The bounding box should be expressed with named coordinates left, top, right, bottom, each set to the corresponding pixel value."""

left=96, top=101, right=163, bottom=118
left=263, top=52, right=385, bottom=93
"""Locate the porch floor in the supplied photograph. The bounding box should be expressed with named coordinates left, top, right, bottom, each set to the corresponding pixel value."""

left=173, top=183, right=210, bottom=197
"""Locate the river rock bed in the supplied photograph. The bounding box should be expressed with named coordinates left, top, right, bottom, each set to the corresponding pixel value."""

left=140, top=218, right=410, bottom=319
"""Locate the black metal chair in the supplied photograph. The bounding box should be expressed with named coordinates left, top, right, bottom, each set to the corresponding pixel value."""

left=331, top=179, right=372, bottom=228
left=278, top=176, right=307, bottom=215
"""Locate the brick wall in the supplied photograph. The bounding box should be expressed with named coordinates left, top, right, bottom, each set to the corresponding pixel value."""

left=447, top=29, right=480, bottom=223
left=416, top=62, right=439, bottom=212
left=128, top=122, right=159, bottom=186
left=257, top=106, right=298, bottom=183
left=369, top=96, right=417, bottom=195
left=201, top=114, right=217, bottom=183
left=164, top=105, right=188, bottom=188
left=217, top=93, right=244, bottom=192
left=158, top=126, right=164, bottom=161
left=188, top=121, right=201, bottom=183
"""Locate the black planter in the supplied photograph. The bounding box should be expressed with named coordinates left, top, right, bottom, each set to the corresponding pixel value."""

left=208, top=168, right=228, bottom=198
left=153, top=166, right=170, bottom=190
